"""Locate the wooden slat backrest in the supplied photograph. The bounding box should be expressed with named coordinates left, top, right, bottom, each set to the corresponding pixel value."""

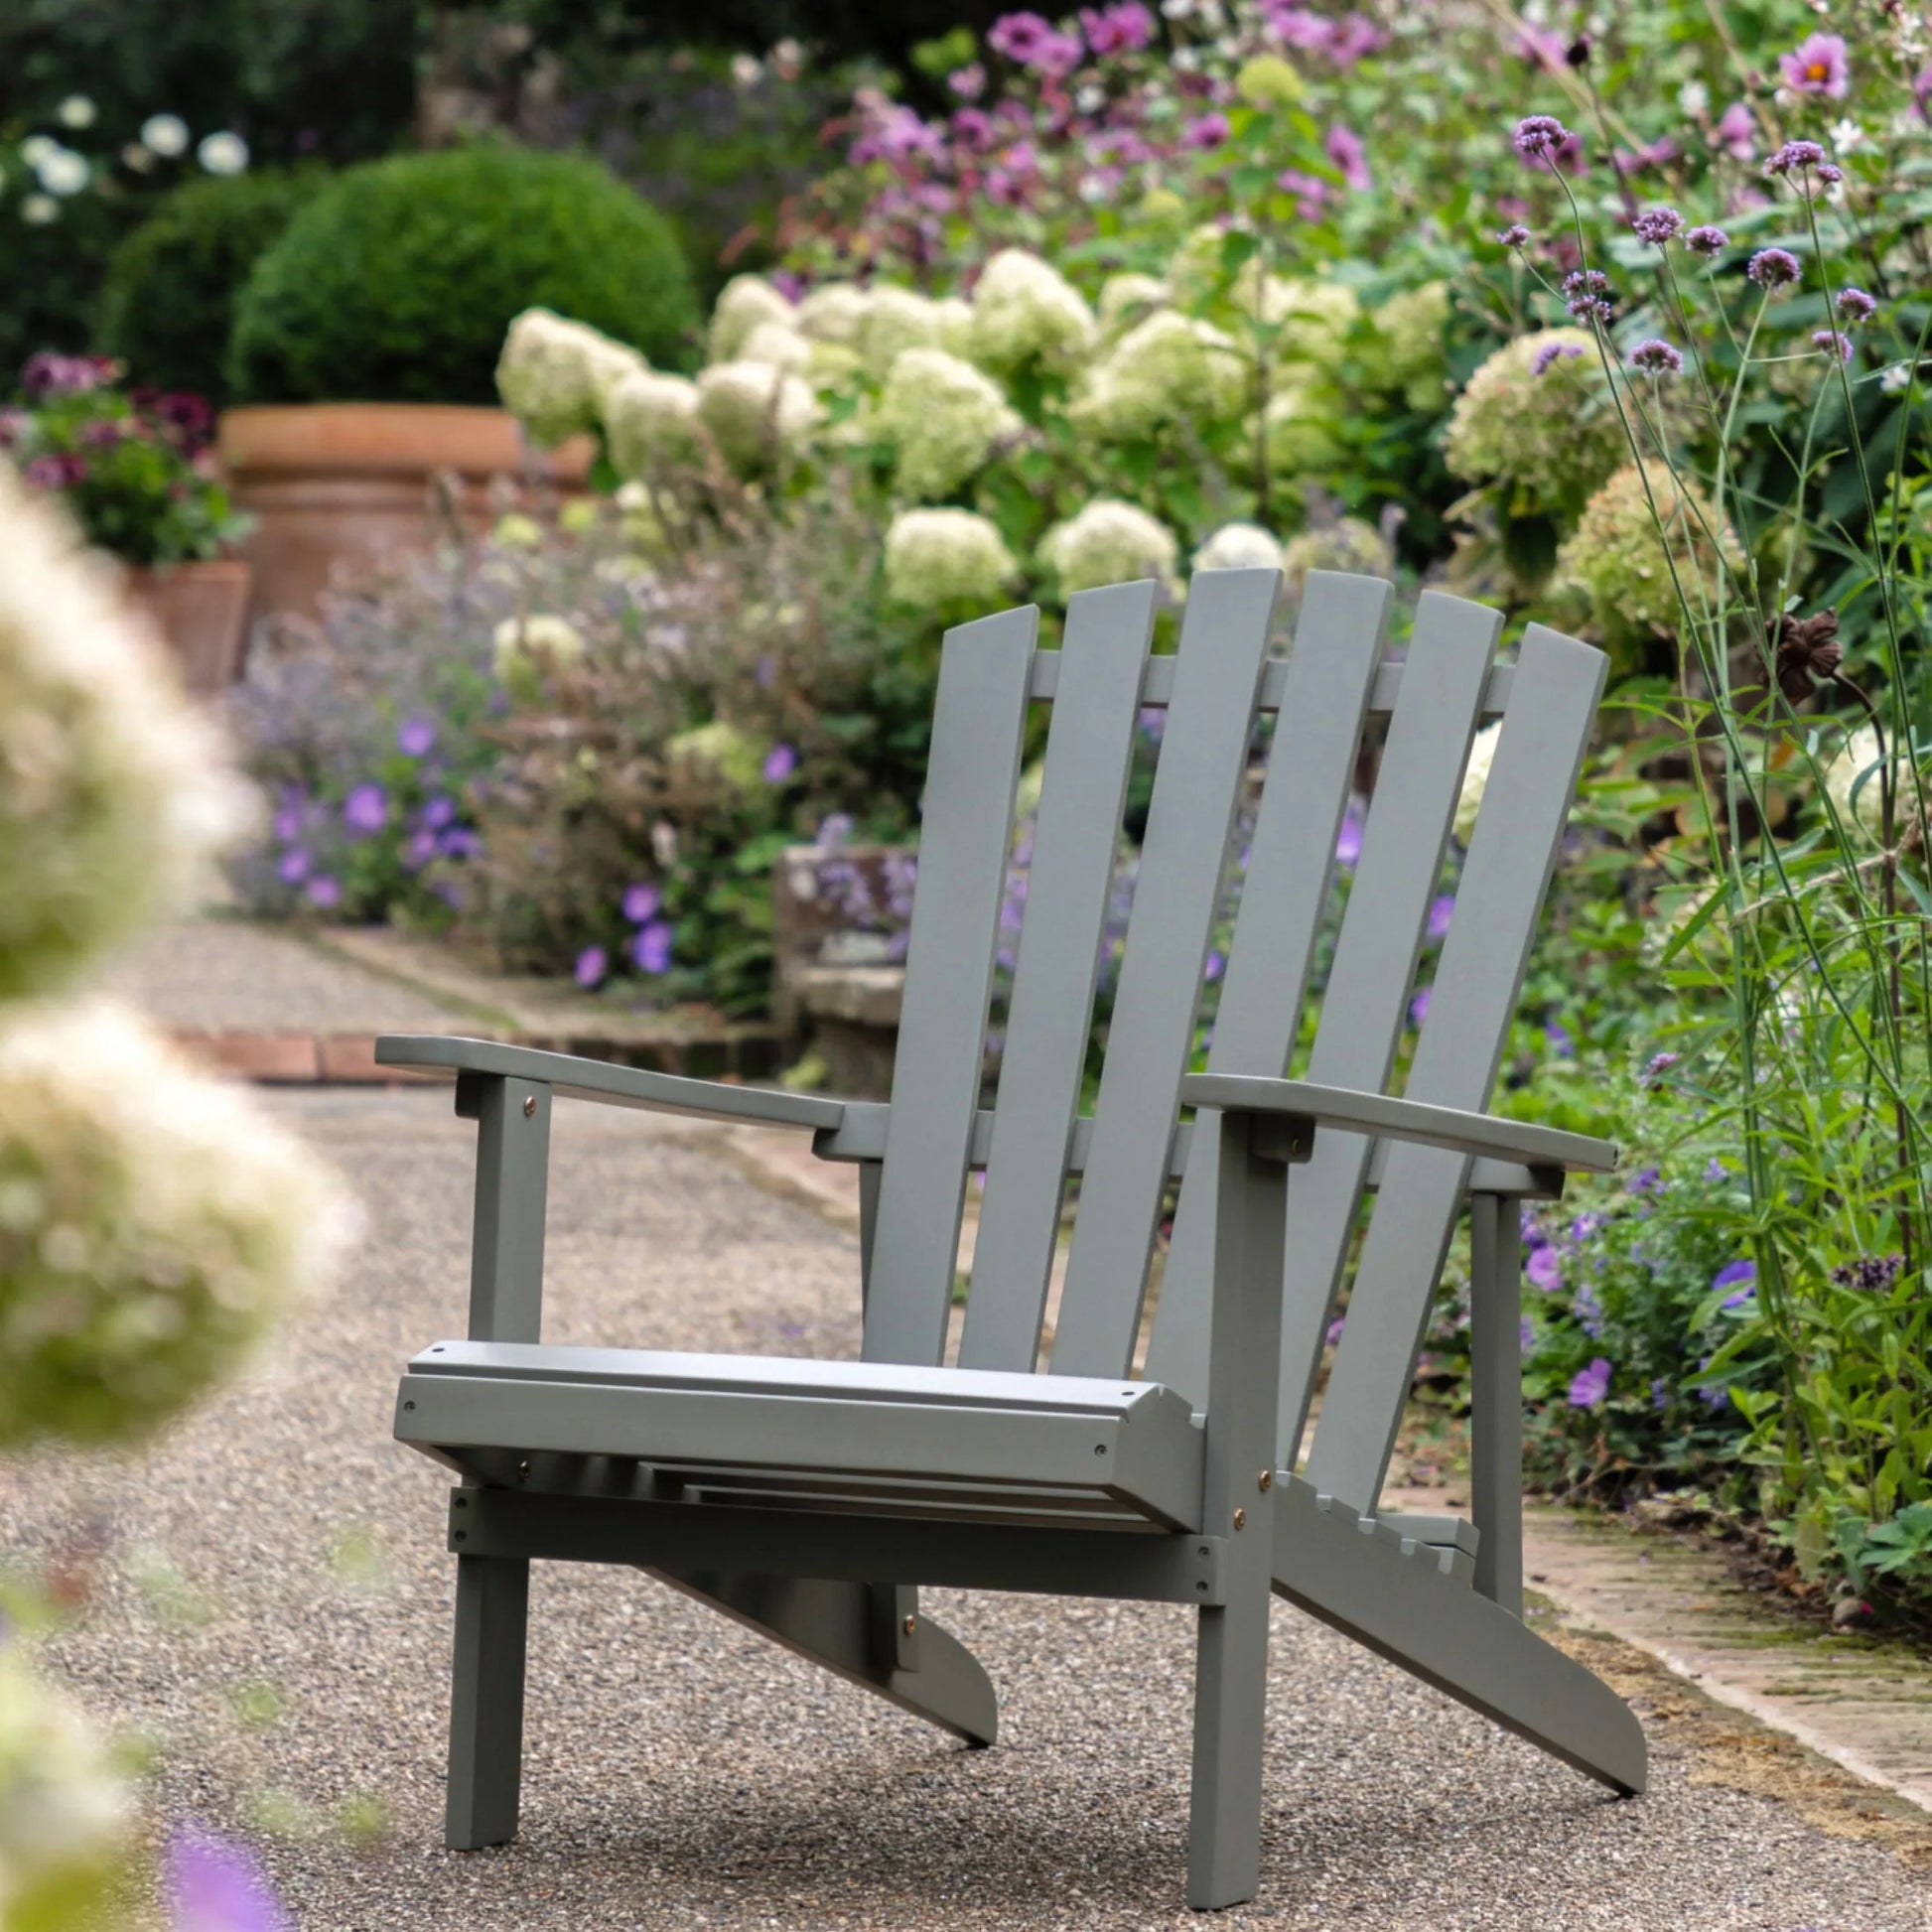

left=862, top=606, right=1038, bottom=1365
left=1046, top=568, right=1281, bottom=1380
left=1302, top=624, right=1606, bottom=1512
left=958, top=582, right=1159, bottom=1371
left=1141, top=572, right=1392, bottom=1407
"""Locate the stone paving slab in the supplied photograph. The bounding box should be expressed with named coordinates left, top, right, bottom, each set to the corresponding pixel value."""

left=6, top=1090, right=1930, bottom=1930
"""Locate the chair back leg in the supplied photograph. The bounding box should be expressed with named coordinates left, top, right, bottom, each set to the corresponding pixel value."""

left=446, top=1551, right=531, bottom=1849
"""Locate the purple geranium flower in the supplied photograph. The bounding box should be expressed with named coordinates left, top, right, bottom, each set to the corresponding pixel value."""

left=271, top=800, right=304, bottom=843
left=1629, top=338, right=1684, bottom=375
left=1684, top=224, right=1729, bottom=256
left=421, top=794, right=458, bottom=831
left=1527, top=1244, right=1563, bottom=1293
left=1324, top=124, right=1370, bottom=192
left=165, top=1825, right=292, bottom=1932
left=1631, top=205, right=1682, bottom=244
left=304, top=875, right=341, bottom=909
left=402, top=829, right=438, bottom=870
left=437, top=827, right=479, bottom=861
left=762, top=743, right=797, bottom=783
left=1079, top=2, right=1154, bottom=55
left=1713, top=102, right=1755, bottom=158
left=1409, top=985, right=1431, bottom=1027
left=1780, top=31, right=1849, bottom=99
left=1182, top=112, right=1231, bottom=151
left=1335, top=799, right=1365, bottom=867
left=574, top=945, right=608, bottom=989
left=342, top=783, right=387, bottom=837
left=1427, top=894, right=1454, bottom=942
left=622, top=882, right=661, bottom=924
left=1544, top=1020, right=1575, bottom=1056
left=632, top=919, right=674, bottom=975
left=276, top=848, right=311, bottom=885
left=396, top=716, right=436, bottom=758
left=1568, top=1357, right=1612, bottom=1409
left=1747, top=247, right=1802, bottom=290
left=1714, top=1258, right=1756, bottom=1308
left=1325, top=1316, right=1345, bottom=1346
left=987, top=12, right=1082, bottom=73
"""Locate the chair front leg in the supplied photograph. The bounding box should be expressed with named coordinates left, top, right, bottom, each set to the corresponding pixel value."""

left=1466, top=1190, right=1524, bottom=1616
left=444, top=1072, right=552, bottom=1849
left=1187, top=1111, right=1288, bottom=1910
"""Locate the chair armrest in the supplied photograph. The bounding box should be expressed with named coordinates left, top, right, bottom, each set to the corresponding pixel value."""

left=1179, top=1073, right=1616, bottom=1174
left=374, top=1035, right=847, bottom=1133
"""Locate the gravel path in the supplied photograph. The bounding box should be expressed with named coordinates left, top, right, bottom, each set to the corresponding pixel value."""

left=7, top=1088, right=1927, bottom=1930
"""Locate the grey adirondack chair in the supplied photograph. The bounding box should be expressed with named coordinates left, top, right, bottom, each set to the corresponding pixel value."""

left=379, top=566, right=1646, bottom=1911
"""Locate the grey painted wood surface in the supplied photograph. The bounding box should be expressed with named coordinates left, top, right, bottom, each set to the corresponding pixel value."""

left=864, top=605, right=1037, bottom=1366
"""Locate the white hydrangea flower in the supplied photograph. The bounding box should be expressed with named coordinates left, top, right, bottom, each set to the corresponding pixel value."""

left=796, top=282, right=874, bottom=349
left=884, top=509, right=1019, bottom=609
left=140, top=113, right=190, bottom=157
left=21, top=196, right=58, bottom=225
left=0, top=999, right=353, bottom=1448
left=0, top=1646, right=133, bottom=1922
left=1237, top=269, right=1359, bottom=361
left=494, top=308, right=646, bottom=448
left=602, top=369, right=705, bottom=480
left=1281, top=518, right=1392, bottom=593
left=1039, top=499, right=1180, bottom=599
left=934, top=296, right=975, bottom=357
left=696, top=360, right=818, bottom=473
left=968, top=249, right=1099, bottom=375
left=708, top=274, right=795, bottom=364
left=1257, top=374, right=1342, bottom=479
left=1453, top=722, right=1502, bottom=845
left=33, top=146, right=89, bottom=197
left=876, top=348, right=1021, bottom=501
left=861, top=287, right=955, bottom=376
left=491, top=613, right=586, bottom=687
left=1822, top=723, right=1907, bottom=840
left=0, top=470, right=253, bottom=1001
left=739, top=321, right=815, bottom=374
left=57, top=95, right=96, bottom=129
left=1165, top=222, right=1244, bottom=307
left=196, top=130, right=248, bottom=176
left=1073, top=311, right=1246, bottom=441
left=1195, top=522, right=1285, bottom=573
left=1097, top=272, right=1169, bottom=340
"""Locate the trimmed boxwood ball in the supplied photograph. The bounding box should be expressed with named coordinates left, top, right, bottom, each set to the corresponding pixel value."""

left=97, top=169, right=329, bottom=406
left=227, top=144, right=700, bottom=406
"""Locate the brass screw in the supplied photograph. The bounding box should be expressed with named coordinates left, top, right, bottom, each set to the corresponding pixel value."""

left=1257, top=1470, right=1273, bottom=1492
left=902, top=1614, right=917, bottom=1637
left=523, top=1095, right=537, bottom=1118
left=1232, top=1508, right=1247, bottom=1531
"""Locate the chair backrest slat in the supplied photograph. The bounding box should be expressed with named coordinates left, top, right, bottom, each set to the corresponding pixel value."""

left=1046, top=567, right=1281, bottom=1380
left=1262, top=592, right=1502, bottom=1453
left=862, top=606, right=1039, bottom=1366
left=958, top=582, right=1159, bottom=1372
left=1142, top=572, right=1392, bottom=1408
left=1302, top=624, right=1607, bottom=1510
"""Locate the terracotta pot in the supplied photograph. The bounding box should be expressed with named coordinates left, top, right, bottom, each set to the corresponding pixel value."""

left=125, top=559, right=253, bottom=697
left=218, top=403, right=596, bottom=621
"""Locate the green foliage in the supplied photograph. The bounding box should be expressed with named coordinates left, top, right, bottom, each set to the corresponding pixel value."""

left=228, top=144, right=701, bottom=405
left=98, top=168, right=328, bottom=403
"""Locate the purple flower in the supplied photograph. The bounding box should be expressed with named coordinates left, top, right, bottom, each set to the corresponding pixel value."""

left=24, top=453, right=85, bottom=489
left=574, top=945, right=608, bottom=989
left=1513, top=114, right=1572, bottom=162
left=165, top=1825, right=291, bottom=1932
left=1515, top=25, right=1568, bottom=70
left=762, top=743, right=797, bottom=783
left=1497, top=222, right=1532, bottom=248
left=1629, top=338, right=1684, bottom=375
left=396, top=716, right=436, bottom=758
left=1427, top=895, right=1454, bottom=942
left=1812, top=329, right=1853, bottom=363
left=422, top=794, right=457, bottom=831
left=1324, top=124, right=1370, bottom=193
left=1334, top=799, right=1365, bottom=867
left=1409, top=985, right=1431, bottom=1027
left=948, top=63, right=986, bottom=98
left=1837, top=287, right=1876, bottom=323
left=275, top=848, right=311, bottom=885
left=1713, top=102, right=1755, bottom=158
left=1626, top=1165, right=1662, bottom=1195
left=1562, top=267, right=1613, bottom=324
left=622, top=882, right=661, bottom=924
left=1182, top=112, right=1231, bottom=151
left=1684, top=224, right=1729, bottom=256
left=1830, top=1254, right=1905, bottom=1292
left=1079, top=2, right=1154, bottom=55
left=1713, top=1258, right=1756, bottom=1309
left=1568, top=1357, right=1612, bottom=1409
left=436, top=826, right=479, bottom=861
left=1527, top=1245, right=1563, bottom=1293
left=342, top=783, right=387, bottom=837
left=1763, top=138, right=1826, bottom=177
left=1531, top=341, right=1585, bottom=376
left=987, top=12, right=1082, bottom=73
left=402, top=829, right=437, bottom=870
left=817, top=813, right=854, bottom=852
left=1275, top=169, right=1329, bottom=219
left=1325, top=1316, right=1345, bottom=1346
left=1747, top=247, right=1802, bottom=290
left=632, top=919, right=674, bottom=975
left=1204, top=949, right=1225, bottom=983
left=1522, top=1315, right=1537, bottom=1351
left=304, top=875, right=341, bottom=909
left=1780, top=31, right=1849, bottom=99
left=271, top=799, right=304, bottom=843
left=1544, top=1020, right=1575, bottom=1056
left=1631, top=205, right=1682, bottom=244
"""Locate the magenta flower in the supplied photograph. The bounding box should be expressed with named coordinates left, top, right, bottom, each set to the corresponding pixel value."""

left=164, top=1826, right=291, bottom=1932
left=271, top=795, right=305, bottom=843
left=1640, top=1050, right=1679, bottom=1085
left=1568, top=1357, right=1612, bottom=1408
left=621, top=882, right=661, bottom=924
left=1512, top=113, right=1572, bottom=162
left=1838, top=287, right=1876, bottom=323
left=1527, top=1244, right=1562, bottom=1293
left=1812, top=329, right=1853, bottom=363
left=342, top=782, right=387, bottom=837
left=1531, top=341, right=1585, bottom=375
left=632, top=919, right=674, bottom=975
left=1747, top=247, right=1802, bottom=290
left=1629, top=338, right=1684, bottom=375
left=1515, top=25, right=1568, bottom=69
left=948, top=63, right=986, bottom=98
left=396, top=716, right=436, bottom=758
left=1323, top=124, right=1370, bottom=192
left=1713, top=102, right=1755, bottom=158
left=1182, top=112, right=1230, bottom=150
left=1079, top=2, right=1154, bottom=55
left=1684, top=224, right=1729, bottom=256
left=574, top=945, right=608, bottom=989
left=23, top=452, right=85, bottom=489
left=305, top=875, right=341, bottom=909
left=1763, top=137, right=1825, bottom=177
left=276, top=848, right=311, bottom=885
left=762, top=743, right=797, bottom=783
left=1780, top=31, right=1849, bottom=99
left=1497, top=222, right=1532, bottom=248
left=1276, top=169, right=1329, bottom=219
left=1631, top=205, right=1682, bottom=244
left=987, top=11, right=1082, bottom=73
left=1334, top=799, right=1365, bottom=867
left=401, top=829, right=437, bottom=870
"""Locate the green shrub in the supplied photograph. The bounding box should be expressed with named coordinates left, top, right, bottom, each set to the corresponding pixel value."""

left=227, top=144, right=700, bottom=406
left=97, top=169, right=327, bottom=404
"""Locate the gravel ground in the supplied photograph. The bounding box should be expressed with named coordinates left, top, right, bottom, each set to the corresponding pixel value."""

left=99, top=921, right=472, bottom=1033
left=6, top=1088, right=1927, bottom=1931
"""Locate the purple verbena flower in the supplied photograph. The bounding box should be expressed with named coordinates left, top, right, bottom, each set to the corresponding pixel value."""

left=1561, top=267, right=1613, bottom=324
left=574, top=945, right=608, bottom=989
left=1747, top=247, right=1802, bottom=290
left=762, top=743, right=797, bottom=784
left=1513, top=114, right=1573, bottom=162
left=1631, top=205, right=1683, bottom=244
left=1830, top=1253, right=1905, bottom=1292
left=1763, top=138, right=1826, bottom=177
left=1812, top=329, right=1853, bottom=363
left=1837, top=287, right=1876, bottom=323
left=622, top=882, right=661, bottom=924
left=165, top=1825, right=292, bottom=1932
left=1531, top=341, right=1586, bottom=375
left=396, top=716, right=436, bottom=758
left=1684, top=224, right=1729, bottom=256
left=1568, top=1357, right=1612, bottom=1409
left=1497, top=222, right=1533, bottom=248
left=1629, top=337, right=1684, bottom=375
left=633, top=919, right=674, bottom=975
left=1640, top=1049, right=1679, bottom=1085
left=1780, top=31, right=1849, bottom=99
left=342, top=783, right=387, bottom=837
